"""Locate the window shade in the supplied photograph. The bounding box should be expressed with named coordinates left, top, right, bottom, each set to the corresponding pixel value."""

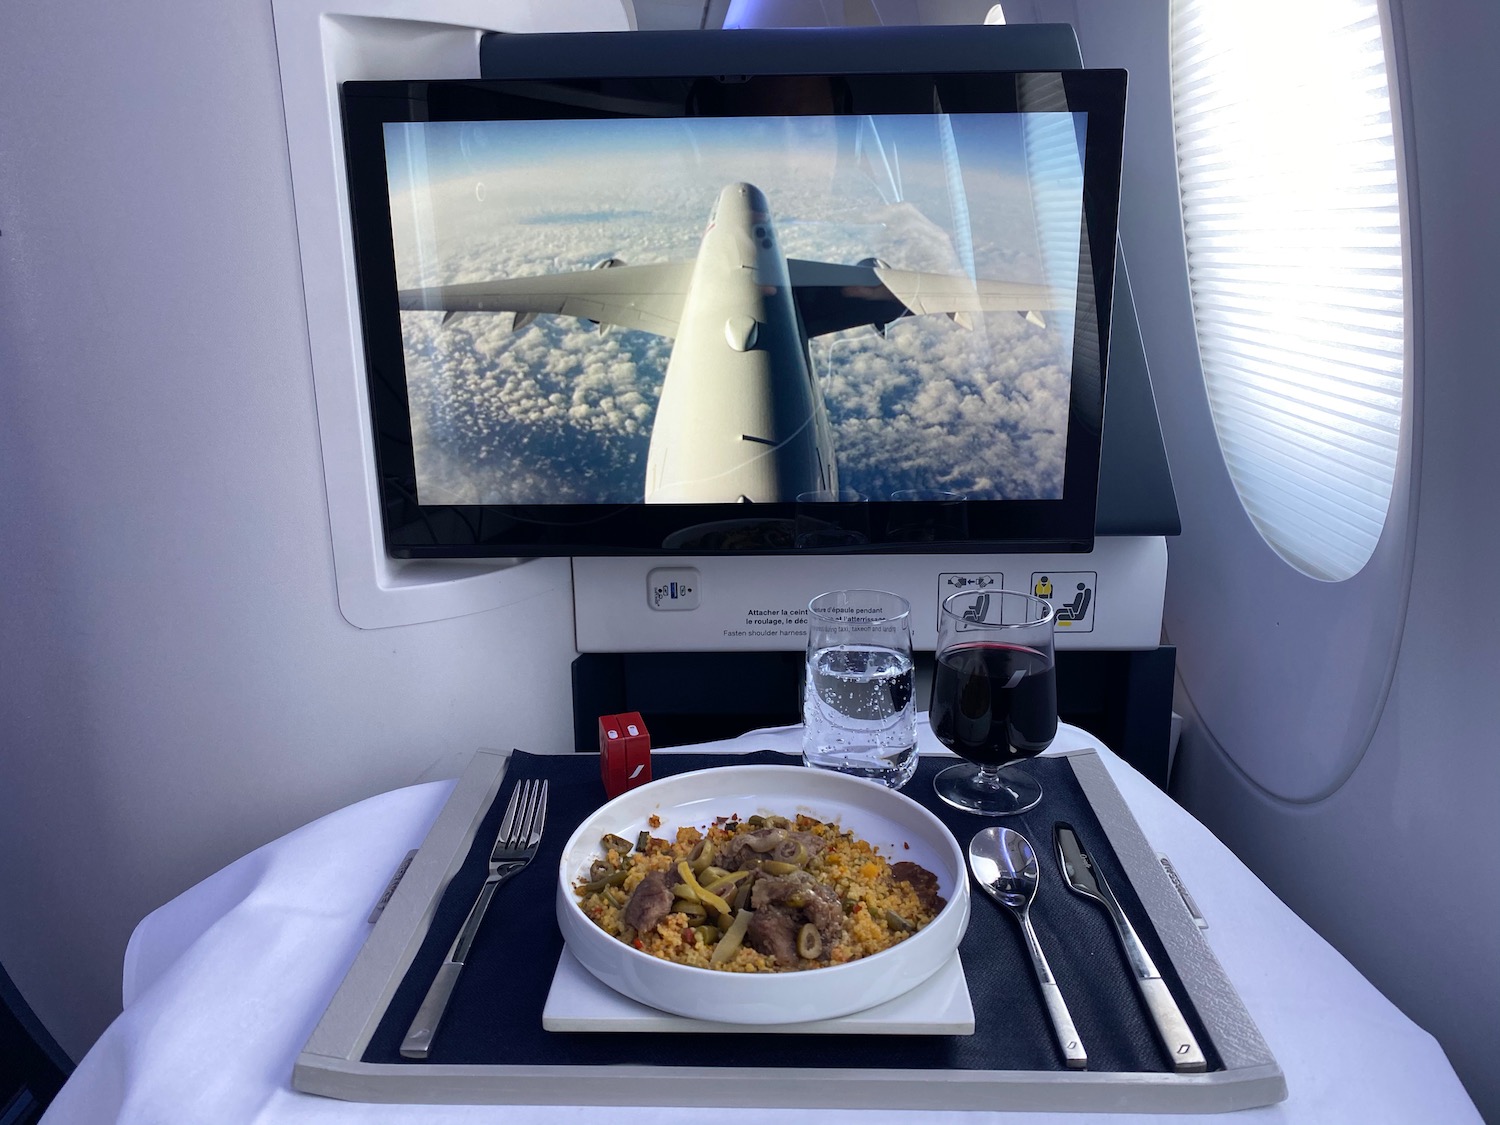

left=1169, top=0, right=1405, bottom=581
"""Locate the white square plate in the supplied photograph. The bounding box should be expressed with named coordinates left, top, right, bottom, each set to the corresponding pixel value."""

left=542, top=947, right=973, bottom=1035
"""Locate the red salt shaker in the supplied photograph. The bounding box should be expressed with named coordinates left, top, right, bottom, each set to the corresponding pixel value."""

left=599, top=711, right=652, bottom=798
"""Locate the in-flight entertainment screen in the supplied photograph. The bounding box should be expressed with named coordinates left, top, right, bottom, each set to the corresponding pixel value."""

left=342, top=66, right=1125, bottom=556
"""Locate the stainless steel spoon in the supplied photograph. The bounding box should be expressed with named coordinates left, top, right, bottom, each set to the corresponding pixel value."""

left=969, top=826, right=1088, bottom=1069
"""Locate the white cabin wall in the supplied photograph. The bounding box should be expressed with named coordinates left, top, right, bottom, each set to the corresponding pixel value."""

left=0, top=0, right=600, bottom=1061
left=1025, top=0, right=1499, bottom=1117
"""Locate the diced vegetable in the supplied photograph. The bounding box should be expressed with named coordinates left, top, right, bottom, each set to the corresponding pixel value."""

left=578, top=869, right=629, bottom=893
left=884, top=909, right=913, bottom=932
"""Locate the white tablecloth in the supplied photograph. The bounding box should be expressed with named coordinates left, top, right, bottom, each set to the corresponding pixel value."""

left=41, top=722, right=1480, bottom=1124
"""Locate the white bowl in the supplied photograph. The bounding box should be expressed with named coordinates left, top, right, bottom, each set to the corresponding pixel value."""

left=555, top=764, right=970, bottom=1024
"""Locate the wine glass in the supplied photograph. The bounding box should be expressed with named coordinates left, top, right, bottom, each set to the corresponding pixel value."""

left=929, top=587, right=1057, bottom=815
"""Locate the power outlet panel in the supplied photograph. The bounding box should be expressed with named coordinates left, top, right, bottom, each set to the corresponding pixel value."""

left=647, top=568, right=701, bottom=611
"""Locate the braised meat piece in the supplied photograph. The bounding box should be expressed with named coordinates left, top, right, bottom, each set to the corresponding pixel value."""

left=891, top=861, right=946, bottom=914
left=621, top=869, right=675, bottom=935
left=744, top=870, right=846, bottom=964
left=746, top=909, right=800, bottom=964
left=751, top=870, right=843, bottom=942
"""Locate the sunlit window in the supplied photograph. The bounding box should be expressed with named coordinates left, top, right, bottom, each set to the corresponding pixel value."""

left=1170, top=0, right=1406, bottom=581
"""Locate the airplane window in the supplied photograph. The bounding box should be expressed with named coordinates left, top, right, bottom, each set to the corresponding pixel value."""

left=1169, top=0, right=1406, bottom=581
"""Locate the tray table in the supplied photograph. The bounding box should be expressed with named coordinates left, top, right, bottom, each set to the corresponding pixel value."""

left=293, top=748, right=1285, bottom=1112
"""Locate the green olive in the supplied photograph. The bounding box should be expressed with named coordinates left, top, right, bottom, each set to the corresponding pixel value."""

left=769, top=838, right=808, bottom=867
left=673, top=898, right=707, bottom=923
left=688, top=837, right=717, bottom=874
left=702, top=870, right=750, bottom=897
left=760, top=860, right=800, bottom=876
left=797, top=923, right=822, bottom=959
left=747, top=831, right=783, bottom=854
left=601, top=833, right=634, bottom=853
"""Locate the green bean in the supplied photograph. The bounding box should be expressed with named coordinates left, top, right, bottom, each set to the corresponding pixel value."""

left=602, top=886, right=627, bottom=908
left=635, top=830, right=651, bottom=851
left=677, top=861, right=730, bottom=916
left=711, top=908, right=753, bottom=965
left=732, top=878, right=755, bottom=911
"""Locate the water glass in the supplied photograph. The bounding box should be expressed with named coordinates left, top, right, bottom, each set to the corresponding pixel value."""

left=801, top=589, right=919, bottom=789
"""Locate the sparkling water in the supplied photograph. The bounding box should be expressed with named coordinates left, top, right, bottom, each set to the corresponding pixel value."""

left=802, top=644, right=919, bottom=788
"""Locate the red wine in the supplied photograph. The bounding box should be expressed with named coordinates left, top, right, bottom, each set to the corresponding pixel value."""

left=929, top=641, right=1057, bottom=764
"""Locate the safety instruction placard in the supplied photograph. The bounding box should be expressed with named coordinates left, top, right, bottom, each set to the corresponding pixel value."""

left=1031, top=571, right=1097, bottom=632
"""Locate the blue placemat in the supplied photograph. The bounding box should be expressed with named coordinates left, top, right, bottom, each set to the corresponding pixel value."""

left=362, top=751, right=1222, bottom=1074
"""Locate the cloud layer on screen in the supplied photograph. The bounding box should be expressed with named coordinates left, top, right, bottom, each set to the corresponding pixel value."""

left=386, top=117, right=1080, bottom=505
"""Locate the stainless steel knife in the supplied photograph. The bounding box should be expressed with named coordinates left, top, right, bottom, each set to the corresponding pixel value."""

left=1054, top=823, right=1207, bottom=1073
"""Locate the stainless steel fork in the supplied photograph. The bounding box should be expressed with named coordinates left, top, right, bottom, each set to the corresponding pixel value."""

left=399, top=776, right=548, bottom=1059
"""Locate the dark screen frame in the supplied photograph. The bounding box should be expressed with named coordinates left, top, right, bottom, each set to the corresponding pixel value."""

left=341, top=67, right=1126, bottom=558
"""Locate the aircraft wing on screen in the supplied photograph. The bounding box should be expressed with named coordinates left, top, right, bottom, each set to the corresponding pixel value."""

left=786, top=258, right=1071, bottom=338
left=397, top=260, right=696, bottom=339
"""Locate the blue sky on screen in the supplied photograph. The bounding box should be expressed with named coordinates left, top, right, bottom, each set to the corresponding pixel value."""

left=385, top=113, right=1036, bottom=215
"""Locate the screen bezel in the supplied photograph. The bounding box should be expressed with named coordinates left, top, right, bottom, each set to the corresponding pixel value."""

left=341, top=68, right=1126, bottom=558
